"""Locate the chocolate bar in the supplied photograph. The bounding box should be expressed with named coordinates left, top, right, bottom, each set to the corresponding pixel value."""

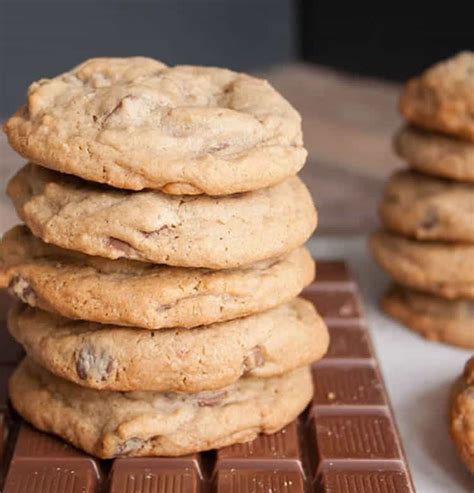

left=0, top=261, right=415, bottom=492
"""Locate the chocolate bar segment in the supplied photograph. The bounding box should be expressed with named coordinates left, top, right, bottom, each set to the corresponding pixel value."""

left=325, top=325, right=372, bottom=360
left=3, top=423, right=102, bottom=493
left=312, top=363, right=386, bottom=406
left=109, top=457, right=202, bottom=493
left=315, top=464, right=414, bottom=493
left=310, top=409, right=401, bottom=465
left=303, top=290, right=362, bottom=324
left=215, top=468, right=305, bottom=493
left=216, top=422, right=304, bottom=475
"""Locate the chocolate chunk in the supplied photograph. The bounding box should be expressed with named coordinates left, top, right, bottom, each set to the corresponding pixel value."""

left=75, top=345, right=116, bottom=382
left=116, top=437, right=145, bottom=456
left=418, top=207, right=439, bottom=230
left=196, top=389, right=228, bottom=407
left=8, top=275, right=37, bottom=306
left=243, top=346, right=265, bottom=374
left=108, top=237, right=135, bottom=254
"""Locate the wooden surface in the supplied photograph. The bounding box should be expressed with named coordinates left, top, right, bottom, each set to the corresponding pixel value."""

left=0, top=63, right=404, bottom=234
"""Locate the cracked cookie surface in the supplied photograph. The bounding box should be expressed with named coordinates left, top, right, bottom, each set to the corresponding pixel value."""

left=8, top=298, right=328, bottom=392
left=450, top=358, right=474, bottom=473
left=4, top=57, right=306, bottom=195
left=0, top=225, right=314, bottom=329
left=379, top=170, right=474, bottom=242
left=370, top=231, right=474, bottom=299
left=382, top=285, right=474, bottom=348
left=9, top=358, right=313, bottom=458
left=394, top=126, right=474, bottom=182
left=7, top=164, right=316, bottom=269
left=400, top=52, right=474, bottom=141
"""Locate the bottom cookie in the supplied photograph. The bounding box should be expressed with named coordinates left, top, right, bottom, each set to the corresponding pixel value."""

left=450, top=358, right=474, bottom=474
left=382, top=285, right=474, bottom=349
left=9, top=358, right=313, bottom=459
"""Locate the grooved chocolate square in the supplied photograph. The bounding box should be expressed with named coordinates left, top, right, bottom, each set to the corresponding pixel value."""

left=109, top=458, right=202, bottom=493
left=302, top=290, right=362, bottom=322
left=315, top=466, right=413, bottom=493
left=310, top=410, right=401, bottom=467
left=314, top=261, right=353, bottom=283
left=312, top=364, right=386, bottom=406
left=324, top=326, right=372, bottom=360
left=215, top=469, right=305, bottom=493
left=216, top=422, right=303, bottom=475
left=3, top=423, right=102, bottom=492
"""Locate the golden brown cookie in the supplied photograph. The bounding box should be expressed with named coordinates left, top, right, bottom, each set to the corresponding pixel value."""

left=0, top=225, right=314, bottom=329
left=9, top=358, right=313, bottom=458
left=382, top=285, right=474, bottom=349
left=7, top=164, right=317, bottom=269
left=450, top=357, right=474, bottom=473
left=394, top=126, right=474, bottom=182
left=370, top=231, right=474, bottom=299
left=379, top=170, right=474, bottom=242
left=400, top=52, right=474, bottom=141
left=4, top=57, right=306, bottom=195
left=8, top=298, right=328, bottom=392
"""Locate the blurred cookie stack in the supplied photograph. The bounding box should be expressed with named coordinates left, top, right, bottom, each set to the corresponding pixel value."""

left=370, top=52, right=474, bottom=349
left=0, top=58, right=328, bottom=458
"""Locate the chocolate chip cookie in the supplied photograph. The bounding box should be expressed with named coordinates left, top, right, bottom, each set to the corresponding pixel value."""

left=400, top=52, right=474, bottom=141
left=4, top=57, right=306, bottom=195
left=8, top=298, right=328, bottom=392
left=1, top=225, right=314, bottom=329
left=382, top=285, right=474, bottom=348
left=370, top=231, right=474, bottom=299
left=7, top=164, right=317, bottom=269
left=450, top=357, right=474, bottom=473
left=394, top=126, right=474, bottom=182
left=10, top=358, right=313, bottom=458
left=379, top=170, right=474, bottom=242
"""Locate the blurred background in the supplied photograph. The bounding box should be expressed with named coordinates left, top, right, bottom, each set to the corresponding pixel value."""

left=0, top=0, right=472, bottom=233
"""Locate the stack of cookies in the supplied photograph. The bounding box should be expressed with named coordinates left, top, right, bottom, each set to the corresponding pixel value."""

left=0, top=57, right=329, bottom=458
left=370, top=52, right=474, bottom=349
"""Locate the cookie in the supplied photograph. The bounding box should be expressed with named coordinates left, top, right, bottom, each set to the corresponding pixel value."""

left=0, top=226, right=314, bottom=329
left=400, top=52, right=474, bottom=141
left=9, top=358, right=313, bottom=458
left=7, top=164, right=316, bottom=269
left=394, top=126, right=474, bottom=182
left=379, top=170, right=474, bottom=242
left=4, top=57, right=306, bottom=195
left=8, top=298, right=327, bottom=392
left=370, top=231, right=474, bottom=299
left=382, top=285, right=474, bottom=349
left=450, top=357, right=474, bottom=473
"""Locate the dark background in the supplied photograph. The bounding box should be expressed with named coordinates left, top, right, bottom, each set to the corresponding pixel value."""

left=0, top=0, right=472, bottom=116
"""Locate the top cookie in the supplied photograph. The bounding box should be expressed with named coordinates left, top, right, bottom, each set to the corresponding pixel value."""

left=400, top=52, right=474, bottom=141
left=3, top=57, right=306, bottom=195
